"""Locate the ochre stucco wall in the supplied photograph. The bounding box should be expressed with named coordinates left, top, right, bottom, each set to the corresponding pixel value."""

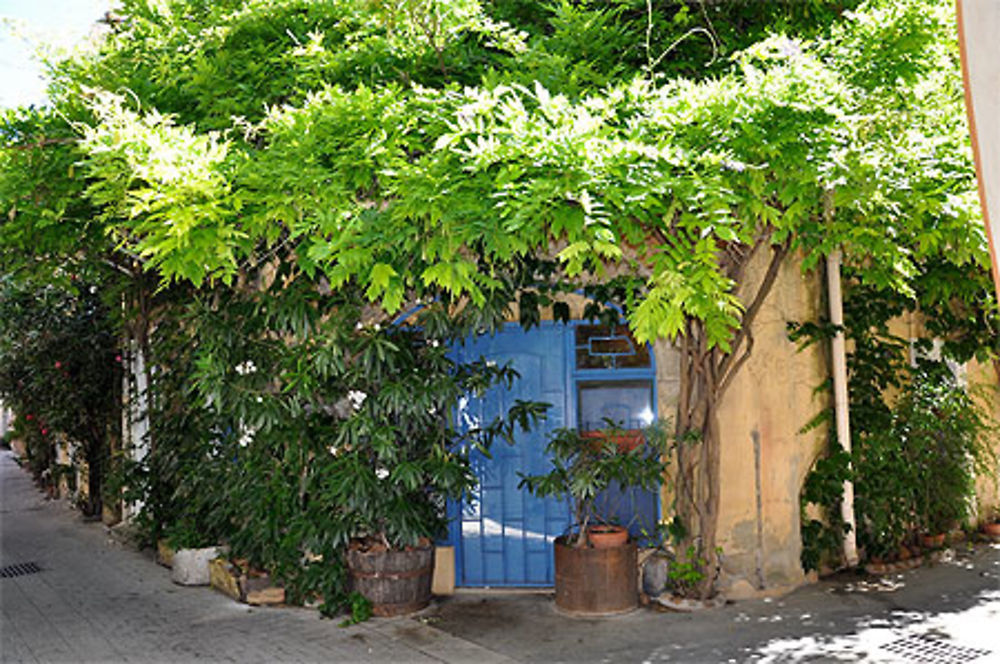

left=710, top=253, right=828, bottom=599
left=968, top=360, right=1000, bottom=521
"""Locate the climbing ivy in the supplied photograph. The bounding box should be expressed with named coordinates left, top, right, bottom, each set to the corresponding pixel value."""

left=795, top=271, right=998, bottom=570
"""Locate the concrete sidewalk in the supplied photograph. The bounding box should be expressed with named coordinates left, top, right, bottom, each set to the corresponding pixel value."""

left=2, top=447, right=999, bottom=663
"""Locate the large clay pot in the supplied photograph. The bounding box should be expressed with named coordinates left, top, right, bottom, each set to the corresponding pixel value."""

left=554, top=536, right=637, bottom=616
left=346, top=541, right=434, bottom=617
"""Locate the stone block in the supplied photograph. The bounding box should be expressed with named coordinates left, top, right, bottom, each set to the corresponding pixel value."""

left=246, top=586, right=285, bottom=606
left=171, top=547, right=222, bottom=586
left=209, top=557, right=243, bottom=600
left=209, top=558, right=284, bottom=606
left=156, top=540, right=175, bottom=568
left=432, top=546, right=454, bottom=595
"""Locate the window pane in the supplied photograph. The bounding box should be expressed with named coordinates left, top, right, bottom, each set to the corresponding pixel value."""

left=574, top=324, right=651, bottom=370
left=577, top=380, right=654, bottom=432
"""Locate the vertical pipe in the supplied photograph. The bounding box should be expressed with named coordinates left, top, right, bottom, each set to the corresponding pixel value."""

left=824, top=190, right=859, bottom=567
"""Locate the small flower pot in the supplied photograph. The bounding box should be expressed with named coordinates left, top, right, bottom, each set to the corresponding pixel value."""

left=581, top=430, right=644, bottom=453
left=983, top=522, right=1000, bottom=538
left=587, top=524, right=629, bottom=549
left=920, top=533, right=946, bottom=549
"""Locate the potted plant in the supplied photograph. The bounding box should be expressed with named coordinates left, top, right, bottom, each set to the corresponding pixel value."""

left=519, top=421, right=671, bottom=615
left=902, top=364, right=994, bottom=551
left=982, top=506, right=1000, bottom=539
left=323, top=324, right=547, bottom=617
left=162, top=519, right=228, bottom=586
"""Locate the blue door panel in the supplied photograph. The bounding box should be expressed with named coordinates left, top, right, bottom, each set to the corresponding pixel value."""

left=453, top=324, right=570, bottom=586
left=450, top=321, right=658, bottom=587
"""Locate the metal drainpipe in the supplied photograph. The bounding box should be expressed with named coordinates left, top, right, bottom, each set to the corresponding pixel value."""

left=824, top=190, right=859, bottom=567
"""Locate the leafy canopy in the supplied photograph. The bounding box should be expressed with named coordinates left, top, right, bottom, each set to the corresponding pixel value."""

left=2, top=0, right=988, bottom=352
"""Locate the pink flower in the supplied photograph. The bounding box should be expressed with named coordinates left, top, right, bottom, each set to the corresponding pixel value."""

left=25, top=414, right=33, bottom=421
left=41, top=428, right=48, bottom=435
left=54, top=361, right=62, bottom=369
left=115, top=355, right=122, bottom=363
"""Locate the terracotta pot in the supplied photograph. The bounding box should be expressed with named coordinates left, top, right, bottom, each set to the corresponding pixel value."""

left=346, top=541, right=434, bottom=617
left=920, top=533, right=946, bottom=549
left=587, top=524, right=629, bottom=549
left=581, top=430, right=644, bottom=453
left=983, top=522, right=1000, bottom=537
left=554, top=536, right=637, bottom=616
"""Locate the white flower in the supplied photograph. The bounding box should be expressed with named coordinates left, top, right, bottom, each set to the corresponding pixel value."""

left=235, top=360, right=257, bottom=375
left=430, top=339, right=440, bottom=348
left=373, top=323, right=381, bottom=331
left=348, top=390, right=367, bottom=409
left=328, top=445, right=338, bottom=456
left=376, top=467, right=389, bottom=480
left=238, top=431, right=253, bottom=447
left=355, top=321, right=364, bottom=330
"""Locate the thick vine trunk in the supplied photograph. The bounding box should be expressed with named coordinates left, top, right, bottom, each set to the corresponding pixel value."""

left=673, top=236, right=790, bottom=600
left=675, top=322, right=723, bottom=599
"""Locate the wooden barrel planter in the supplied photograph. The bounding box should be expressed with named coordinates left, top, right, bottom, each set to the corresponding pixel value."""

left=346, top=541, right=434, bottom=617
left=554, top=536, right=637, bottom=616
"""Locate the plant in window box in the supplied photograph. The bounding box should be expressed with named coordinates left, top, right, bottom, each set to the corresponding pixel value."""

left=519, top=420, right=671, bottom=615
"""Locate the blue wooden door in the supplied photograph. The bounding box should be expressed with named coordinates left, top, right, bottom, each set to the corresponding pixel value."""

left=452, top=323, right=571, bottom=586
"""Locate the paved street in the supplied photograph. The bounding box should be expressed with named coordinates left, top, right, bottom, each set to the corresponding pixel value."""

left=2, top=448, right=1000, bottom=663
left=0, top=451, right=511, bottom=664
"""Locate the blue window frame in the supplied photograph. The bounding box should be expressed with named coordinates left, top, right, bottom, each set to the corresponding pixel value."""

left=567, top=322, right=660, bottom=540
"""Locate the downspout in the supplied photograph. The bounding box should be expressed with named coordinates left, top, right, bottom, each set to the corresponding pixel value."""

left=824, top=189, right=859, bottom=567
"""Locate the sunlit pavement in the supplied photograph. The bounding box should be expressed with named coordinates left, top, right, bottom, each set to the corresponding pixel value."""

left=2, top=446, right=998, bottom=663
left=752, top=568, right=1000, bottom=662
left=424, top=543, right=1000, bottom=662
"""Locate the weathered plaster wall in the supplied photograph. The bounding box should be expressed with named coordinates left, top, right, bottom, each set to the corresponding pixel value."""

left=968, top=359, right=1000, bottom=521
left=710, top=253, right=828, bottom=600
